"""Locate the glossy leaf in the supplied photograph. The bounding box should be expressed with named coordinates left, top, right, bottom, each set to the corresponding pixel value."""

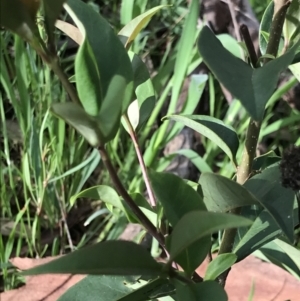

left=244, top=164, right=295, bottom=242
left=58, top=275, right=134, bottom=301
left=43, top=0, right=65, bottom=48
left=198, top=26, right=299, bottom=121
left=0, top=0, right=40, bottom=42
left=51, top=102, right=103, bottom=147
left=204, top=253, right=237, bottom=281
left=199, top=173, right=259, bottom=212
left=168, top=211, right=252, bottom=262
left=119, top=5, right=167, bottom=49
left=23, top=241, right=162, bottom=276
left=165, top=115, right=239, bottom=164
left=175, top=280, right=228, bottom=301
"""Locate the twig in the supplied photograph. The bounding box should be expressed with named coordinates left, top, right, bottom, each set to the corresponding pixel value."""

left=49, top=56, right=81, bottom=106
left=240, top=24, right=258, bottom=67
left=98, top=145, right=165, bottom=247
left=123, top=115, right=157, bottom=207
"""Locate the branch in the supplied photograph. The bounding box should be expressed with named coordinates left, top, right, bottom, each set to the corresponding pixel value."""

left=98, top=146, right=165, bottom=247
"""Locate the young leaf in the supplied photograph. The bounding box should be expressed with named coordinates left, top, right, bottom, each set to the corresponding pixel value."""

left=118, top=5, right=167, bottom=49
left=51, top=102, right=103, bottom=147
left=199, top=173, right=260, bottom=212
left=174, top=280, right=228, bottom=301
left=23, top=241, right=162, bottom=276
left=198, top=26, right=300, bottom=121
left=168, top=211, right=252, bottom=262
left=58, top=275, right=134, bottom=301
left=164, top=115, right=239, bottom=165
left=244, top=164, right=295, bottom=242
left=204, top=253, right=237, bottom=281
left=0, top=0, right=40, bottom=43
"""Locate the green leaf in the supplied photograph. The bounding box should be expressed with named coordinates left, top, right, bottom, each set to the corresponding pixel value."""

left=168, top=211, right=252, bottom=262
left=75, top=32, right=102, bottom=116
left=283, top=0, right=300, bottom=46
left=23, top=241, right=162, bottom=276
left=65, top=0, right=133, bottom=112
left=119, top=5, right=167, bottom=49
left=0, top=0, right=40, bottom=42
left=252, top=151, right=281, bottom=170
left=149, top=170, right=210, bottom=275
left=127, top=52, right=156, bottom=130
left=244, top=164, right=295, bottom=242
left=175, top=280, right=228, bottom=301
left=259, top=1, right=274, bottom=55
left=149, top=170, right=207, bottom=226
left=58, top=275, right=134, bottom=301
left=199, top=173, right=259, bottom=212
left=198, top=26, right=299, bottom=121
left=117, top=277, right=175, bottom=301
left=97, top=75, right=128, bottom=142
left=51, top=102, right=103, bottom=147
left=234, top=210, right=282, bottom=260
left=165, top=115, right=239, bottom=164
left=257, top=239, right=300, bottom=278
left=43, top=0, right=65, bottom=49
left=69, top=185, right=123, bottom=209
left=204, top=253, right=237, bottom=281
left=289, top=62, right=300, bottom=81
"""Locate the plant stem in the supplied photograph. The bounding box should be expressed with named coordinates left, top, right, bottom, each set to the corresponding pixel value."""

left=265, top=0, right=291, bottom=59
left=123, top=115, right=157, bottom=207
left=217, top=0, right=290, bottom=286
left=48, top=56, right=81, bottom=106
left=98, top=146, right=165, bottom=246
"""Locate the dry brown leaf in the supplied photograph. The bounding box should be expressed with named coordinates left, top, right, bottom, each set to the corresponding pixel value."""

left=55, top=20, right=82, bottom=45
